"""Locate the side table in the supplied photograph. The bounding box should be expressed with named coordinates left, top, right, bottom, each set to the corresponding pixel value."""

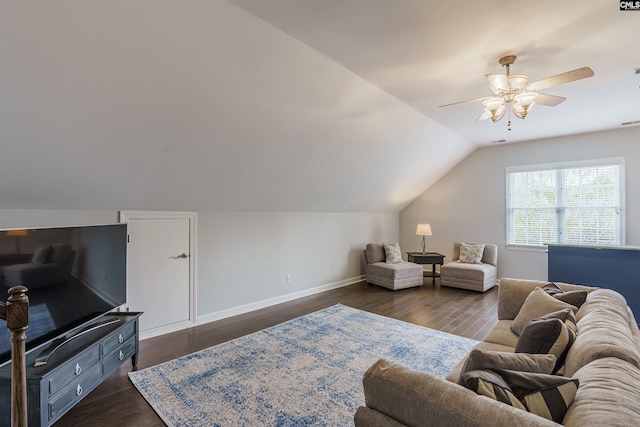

left=407, top=252, right=445, bottom=282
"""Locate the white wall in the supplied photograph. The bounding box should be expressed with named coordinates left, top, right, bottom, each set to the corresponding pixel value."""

left=196, top=211, right=397, bottom=316
left=400, top=127, right=640, bottom=281
left=0, top=209, right=398, bottom=320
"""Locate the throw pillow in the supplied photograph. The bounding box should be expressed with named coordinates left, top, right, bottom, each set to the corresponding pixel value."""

left=458, top=243, right=485, bottom=264
left=459, top=369, right=526, bottom=410
left=31, top=244, right=53, bottom=264
left=459, top=349, right=557, bottom=381
left=461, top=369, right=579, bottom=423
left=535, top=307, right=577, bottom=335
left=497, top=369, right=579, bottom=423
left=515, top=317, right=575, bottom=373
left=511, top=287, right=577, bottom=336
left=383, top=242, right=402, bottom=263
left=543, top=282, right=588, bottom=308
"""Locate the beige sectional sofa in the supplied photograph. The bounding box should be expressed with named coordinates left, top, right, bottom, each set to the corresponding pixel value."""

left=354, top=278, right=640, bottom=426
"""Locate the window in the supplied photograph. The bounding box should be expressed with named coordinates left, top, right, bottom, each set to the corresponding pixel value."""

left=506, top=158, right=624, bottom=247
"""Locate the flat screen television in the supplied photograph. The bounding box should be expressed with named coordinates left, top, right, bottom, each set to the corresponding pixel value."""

left=0, top=223, right=127, bottom=367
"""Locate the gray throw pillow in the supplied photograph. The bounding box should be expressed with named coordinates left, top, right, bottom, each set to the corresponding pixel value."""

left=460, top=369, right=525, bottom=410
left=461, top=369, right=579, bottom=423
left=515, top=317, right=576, bottom=373
left=459, top=349, right=557, bottom=382
left=511, top=287, right=577, bottom=336
left=542, top=282, right=587, bottom=308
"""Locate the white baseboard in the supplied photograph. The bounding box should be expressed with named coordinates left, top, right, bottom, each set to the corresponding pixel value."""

left=139, top=320, right=195, bottom=341
left=195, top=275, right=365, bottom=326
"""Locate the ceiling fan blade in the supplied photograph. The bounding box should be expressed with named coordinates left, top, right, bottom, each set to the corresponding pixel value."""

left=438, top=96, right=491, bottom=108
left=486, top=73, right=508, bottom=93
left=528, top=67, right=594, bottom=91
left=535, top=93, right=566, bottom=106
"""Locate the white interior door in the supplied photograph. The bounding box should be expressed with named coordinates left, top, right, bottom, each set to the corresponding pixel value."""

left=121, top=212, right=195, bottom=337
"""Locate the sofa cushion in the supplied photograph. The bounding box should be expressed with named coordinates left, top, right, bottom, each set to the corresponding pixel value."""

left=366, top=261, right=423, bottom=280
left=365, top=243, right=385, bottom=263
left=564, top=290, right=640, bottom=376
left=542, top=282, right=587, bottom=308
left=562, top=357, right=640, bottom=427
left=511, top=287, right=577, bottom=336
left=515, top=317, right=575, bottom=373
left=383, top=242, right=402, bottom=263
left=459, top=349, right=557, bottom=380
left=440, top=261, right=495, bottom=281
left=458, top=243, right=485, bottom=264
left=482, top=320, right=519, bottom=348
left=460, top=369, right=579, bottom=423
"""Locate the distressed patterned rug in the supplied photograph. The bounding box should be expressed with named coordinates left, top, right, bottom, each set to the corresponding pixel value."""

left=129, top=304, right=477, bottom=427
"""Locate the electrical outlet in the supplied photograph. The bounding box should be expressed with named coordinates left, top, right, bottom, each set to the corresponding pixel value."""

left=286, top=274, right=292, bottom=283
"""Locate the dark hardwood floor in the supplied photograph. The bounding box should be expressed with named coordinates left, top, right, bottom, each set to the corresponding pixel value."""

left=55, top=278, right=498, bottom=426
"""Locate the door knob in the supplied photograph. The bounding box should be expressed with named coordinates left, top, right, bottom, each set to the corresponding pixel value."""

left=179, top=253, right=188, bottom=259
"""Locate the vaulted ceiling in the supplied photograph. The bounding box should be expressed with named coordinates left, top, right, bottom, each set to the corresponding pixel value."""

left=231, top=0, right=640, bottom=145
left=1, top=1, right=638, bottom=213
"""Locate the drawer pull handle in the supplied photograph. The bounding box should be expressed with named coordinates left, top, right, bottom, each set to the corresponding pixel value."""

left=118, top=350, right=124, bottom=361
left=75, top=363, right=82, bottom=375
left=76, top=384, right=83, bottom=396
left=118, top=334, right=124, bottom=344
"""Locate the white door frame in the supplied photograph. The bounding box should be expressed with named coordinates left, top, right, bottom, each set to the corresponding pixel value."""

left=119, top=210, right=197, bottom=339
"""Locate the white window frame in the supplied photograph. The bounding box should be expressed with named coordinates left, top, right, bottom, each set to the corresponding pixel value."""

left=506, top=157, right=625, bottom=249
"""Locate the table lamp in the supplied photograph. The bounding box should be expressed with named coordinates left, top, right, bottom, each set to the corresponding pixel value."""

left=7, top=229, right=28, bottom=254
left=416, top=224, right=432, bottom=254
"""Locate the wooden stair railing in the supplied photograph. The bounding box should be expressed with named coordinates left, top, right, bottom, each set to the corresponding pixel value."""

left=0, top=286, right=29, bottom=427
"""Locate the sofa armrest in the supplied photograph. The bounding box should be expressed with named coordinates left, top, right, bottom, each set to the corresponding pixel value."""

left=355, top=406, right=407, bottom=427
left=362, top=359, right=558, bottom=427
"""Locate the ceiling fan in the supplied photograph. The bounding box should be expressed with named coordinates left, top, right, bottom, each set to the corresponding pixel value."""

left=439, top=55, right=594, bottom=130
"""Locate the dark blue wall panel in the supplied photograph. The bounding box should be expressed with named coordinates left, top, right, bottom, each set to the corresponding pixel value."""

left=548, top=244, right=640, bottom=319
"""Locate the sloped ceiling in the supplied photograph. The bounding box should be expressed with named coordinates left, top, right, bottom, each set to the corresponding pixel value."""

left=0, top=0, right=472, bottom=213
left=231, top=0, right=640, bottom=145
left=1, top=1, right=637, bottom=214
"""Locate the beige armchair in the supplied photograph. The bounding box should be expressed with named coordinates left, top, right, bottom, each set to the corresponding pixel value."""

left=363, top=243, right=424, bottom=290
left=440, top=242, right=497, bottom=292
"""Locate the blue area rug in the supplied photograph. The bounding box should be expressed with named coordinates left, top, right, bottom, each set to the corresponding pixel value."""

left=129, top=304, right=477, bottom=426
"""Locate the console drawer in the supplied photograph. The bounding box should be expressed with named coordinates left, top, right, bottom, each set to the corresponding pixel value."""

left=102, top=321, right=135, bottom=356
left=103, top=337, right=136, bottom=374
left=48, top=363, right=102, bottom=422
left=47, top=347, right=100, bottom=395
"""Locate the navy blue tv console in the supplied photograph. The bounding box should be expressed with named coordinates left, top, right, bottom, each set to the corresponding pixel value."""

left=547, top=244, right=640, bottom=318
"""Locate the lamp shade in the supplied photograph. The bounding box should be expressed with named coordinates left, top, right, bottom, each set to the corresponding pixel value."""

left=416, top=224, right=432, bottom=236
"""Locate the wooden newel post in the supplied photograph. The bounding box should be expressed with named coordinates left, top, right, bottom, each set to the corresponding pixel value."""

left=5, top=286, right=29, bottom=427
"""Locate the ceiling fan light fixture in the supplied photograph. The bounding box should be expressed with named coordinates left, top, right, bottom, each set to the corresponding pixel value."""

left=508, top=74, right=529, bottom=90
left=513, top=91, right=537, bottom=119
left=482, top=97, right=506, bottom=122
left=486, top=73, right=508, bottom=94
left=440, top=55, right=594, bottom=129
